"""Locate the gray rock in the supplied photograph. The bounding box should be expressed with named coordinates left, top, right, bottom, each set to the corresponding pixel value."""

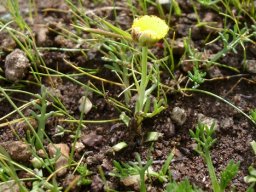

left=169, top=38, right=185, bottom=55
left=207, top=66, right=223, bottom=78
left=81, top=132, right=103, bottom=147
left=78, top=96, right=93, bottom=115
left=0, top=5, right=6, bottom=14
left=0, top=181, right=19, bottom=192
left=166, top=118, right=175, bottom=136
left=74, top=142, right=85, bottom=153
left=170, top=107, right=187, bottom=125
left=4, top=49, right=30, bottom=81
left=0, top=141, right=31, bottom=162
left=33, top=24, right=49, bottom=46
left=248, top=44, right=256, bottom=57
left=220, top=117, right=234, bottom=130
left=48, top=143, right=70, bottom=177
left=197, top=113, right=219, bottom=131
left=245, top=60, right=256, bottom=74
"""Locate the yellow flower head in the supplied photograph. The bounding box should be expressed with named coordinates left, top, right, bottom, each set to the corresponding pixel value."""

left=131, top=15, right=169, bottom=46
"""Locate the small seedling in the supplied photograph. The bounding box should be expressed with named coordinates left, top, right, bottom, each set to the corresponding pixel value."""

left=110, top=153, right=153, bottom=192
left=30, top=86, right=56, bottom=149
left=188, top=66, right=206, bottom=88
left=190, top=123, right=239, bottom=192
left=165, top=178, right=201, bottom=192
left=110, top=150, right=175, bottom=191
left=244, top=140, right=256, bottom=191
left=76, top=164, right=92, bottom=186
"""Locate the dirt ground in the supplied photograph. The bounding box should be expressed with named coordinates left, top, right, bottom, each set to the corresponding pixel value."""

left=0, top=0, right=256, bottom=191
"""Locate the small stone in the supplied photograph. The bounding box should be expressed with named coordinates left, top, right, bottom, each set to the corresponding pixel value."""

left=14, top=118, right=38, bottom=132
left=170, top=107, right=187, bottom=125
left=74, top=142, right=85, bottom=153
left=169, top=38, right=185, bottom=55
left=48, top=143, right=70, bottom=177
left=102, top=159, right=112, bottom=171
left=156, top=0, right=171, bottom=9
left=121, top=175, right=141, bottom=187
left=157, top=0, right=170, bottom=4
left=155, top=149, right=163, bottom=157
left=0, top=181, right=19, bottom=192
left=1, top=35, right=16, bottom=52
left=62, top=173, right=78, bottom=190
left=45, top=86, right=62, bottom=101
left=245, top=60, right=256, bottom=74
left=202, top=12, right=223, bottom=34
left=121, top=167, right=152, bottom=188
left=37, top=149, right=47, bottom=158
left=207, top=66, right=223, bottom=78
left=197, top=113, right=219, bottom=131
left=54, top=35, right=74, bottom=48
left=4, top=49, right=30, bottom=81
left=78, top=96, right=93, bottom=115
left=221, top=117, right=234, bottom=130
left=0, top=5, right=6, bottom=13
left=181, top=59, right=194, bottom=73
left=165, top=118, right=175, bottom=137
left=91, top=175, right=104, bottom=192
left=0, top=141, right=31, bottom=162
left=34, top=24, right=49, bottom=46
left=248, top=44, right=256, bottom=57
left=174, top=148, right=183, bottom=158
left=81, top=132, right=103, bottom=147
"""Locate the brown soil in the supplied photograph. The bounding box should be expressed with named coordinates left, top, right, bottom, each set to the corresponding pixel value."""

left=0, top=0, right=256, bottom=191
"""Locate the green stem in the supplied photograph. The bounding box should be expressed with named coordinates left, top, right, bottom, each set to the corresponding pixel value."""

left=138, top=46, right=148, bottom=113
left=122, top=67, right=131, bottom=105
left=35, top=87, right=47, bottom=150
left=135, top=46, right=148, bottom=133
left=205, top=149, right=221, bottom=192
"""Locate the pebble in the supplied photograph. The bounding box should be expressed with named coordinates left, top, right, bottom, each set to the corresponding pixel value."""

left=37, top=149, right=47, bottom=158
left=78, top=96, right=93, bottom=115
left=170, top=107, right=187, bottom=125
left=161, top=118, right=175, bottom=137
left=48, top=143, right=70, bottom=177
left=33, top=24, right=49, bottom=46
left=74, top=142, right=85, bottom=153
left=220, top=117, right=234, bottom=130
left=0, top=141, right=31, bottom=162
left=0, top=181, right=19, bottom=192
left=169, top=38, right=185, bottom=55
left=0, top=5, right=6, bottom=13
left=156, top=0, right=171, bottom=9
left=0, top=34, right=16, bottom=52
left=4, top=49, right=30, bottom=81
left=91, top=175, right=104, bottom=192
left=245, top=60, right=256, bottom=74
left=121, top=175, right=141, bottom=187
left=207, top=66, right=223, bottom=78
left=197, top=113, right=219, bottom=131
left=81, top=132, right=103, bottom=147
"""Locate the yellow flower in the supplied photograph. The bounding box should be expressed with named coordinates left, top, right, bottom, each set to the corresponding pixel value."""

left=131, top=15, right=169, bottom=46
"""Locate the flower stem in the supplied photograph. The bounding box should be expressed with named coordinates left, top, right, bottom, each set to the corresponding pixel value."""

left=138, top=46, right=148, bottom=112
left=205, top=149, right=221, bottom=192
left=135, top=46, right=148, bottom=134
